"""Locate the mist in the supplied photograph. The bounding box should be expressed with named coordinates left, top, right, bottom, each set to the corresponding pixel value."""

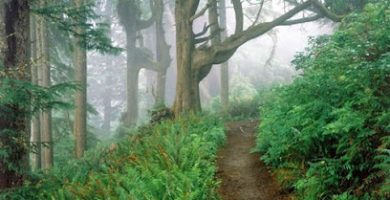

left=86, top=0, right=334, bottom=135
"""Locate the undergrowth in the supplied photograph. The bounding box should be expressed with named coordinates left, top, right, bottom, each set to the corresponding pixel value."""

left=1, top=114, right=225, bottom=200
left=256, top=2, right=389, bottom=200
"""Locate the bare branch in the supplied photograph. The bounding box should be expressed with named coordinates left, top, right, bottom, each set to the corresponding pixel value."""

left=194, top=28, right=222, bottom=44
left=194, top=23, right=213, bottom=38
left=280, top=14, right=323, bottom=25
left=232, top=0, right=244, bottom=34
left=190, top=3, right=210, bottom=21
left=251, top=0, right=265, bottom=26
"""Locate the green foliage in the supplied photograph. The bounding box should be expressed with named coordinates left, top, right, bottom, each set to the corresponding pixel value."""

left=207, top=76, right=262, bottom=119
left=324, top=0, right=368, bottom=15
left=31, top=0, right=121, bottom=54
left=0, top=76, right=77, bottom=184
left=1, top=115, right=225, bottom=199
left=256, top=2, right=390, bottom=200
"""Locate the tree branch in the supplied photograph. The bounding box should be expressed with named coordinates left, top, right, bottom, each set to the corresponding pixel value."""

left=194, top=23, right=213, bottom=38
left=193, top=0, right=314, bottom=69
left=232, top=0, right=243, bottom=34
left=194, top=28, right=221, bottom=44
left=285, top=0, right=342, bottom=22
left=137, top=0, right=156, bottom=30
left=312, top=0, right=342, bottom=22
left=280, top=14, right=323, bottom=25
left=251, top=0, right=265, bottom=27
left=190, top=3, right=210, bottom=21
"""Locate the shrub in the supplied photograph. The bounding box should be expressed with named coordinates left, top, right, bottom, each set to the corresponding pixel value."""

left=256, top=3, right=390, bottom=200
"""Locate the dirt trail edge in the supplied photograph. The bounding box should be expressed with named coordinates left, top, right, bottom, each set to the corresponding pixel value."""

left=217, top=120, right=291, bottom=200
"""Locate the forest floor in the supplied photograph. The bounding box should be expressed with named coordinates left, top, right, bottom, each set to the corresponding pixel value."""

left=216, top=120, right=291, bottom=200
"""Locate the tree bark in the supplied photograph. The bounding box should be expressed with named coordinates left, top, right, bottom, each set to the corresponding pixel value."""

left=0, top=0, right=30, bottom=189
left=73, top=0, right=87, bottom=159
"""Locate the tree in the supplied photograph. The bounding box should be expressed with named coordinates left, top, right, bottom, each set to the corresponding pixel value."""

left=102, top=0, right=114, bottom=133
left=172, top=0, right=343, bottom=114
left=117, top=0, right=155, bottom=127
left=219, top=0, right=229, bottom=110
left=30, top=14, right=42, bottom=170
left=73, top=0, right=88, bottom=159
left=35, top=0, right=53, bottom=170
left=154, top=0, right=171, bottom=108
left=0, top=0, right=30, bottom=189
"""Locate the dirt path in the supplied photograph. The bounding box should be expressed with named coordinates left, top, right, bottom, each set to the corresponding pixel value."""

left=216, top=120, right=290, bottom=200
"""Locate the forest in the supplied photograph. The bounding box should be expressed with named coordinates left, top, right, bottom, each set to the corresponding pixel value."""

left=0, top=0, right=389, bottom=199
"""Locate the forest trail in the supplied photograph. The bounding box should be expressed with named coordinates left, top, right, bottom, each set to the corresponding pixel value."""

left=217, top=120, right=291, bottom=200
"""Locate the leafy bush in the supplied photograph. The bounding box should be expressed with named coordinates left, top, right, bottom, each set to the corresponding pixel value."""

left=256, top=2, right=390, bottom=200
left=1, top=114, right=225, bottom=200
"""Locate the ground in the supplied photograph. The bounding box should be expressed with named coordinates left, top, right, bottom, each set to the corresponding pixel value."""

left=217, top=120, right=291, bottom=200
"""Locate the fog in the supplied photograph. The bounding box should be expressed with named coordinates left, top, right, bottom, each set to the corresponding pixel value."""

left=87, top=0, right=334, bottom=135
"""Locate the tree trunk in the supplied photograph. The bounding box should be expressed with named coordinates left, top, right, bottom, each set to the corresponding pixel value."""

left=220, top=63, right=229, bottom=109
left=219, top=0, right=229, bottom=109
left=30, top=14, right=41, bottom=171
left=172, top=1, right=199, bottom=114
left=154, top=0, right=171, bottom=108
left=125, top=32, right=139, bottom=126
left=156, top=68, right=167, bottom=107
left=102, top=0, right=113, bottom=133
left=36, top=0, right=53, bottom=169
left=102, top=75, right=112, bottom=132
left=117, top=0, right=154, bottom=127
left=0, top=0, right=30, bottom=189
left=73, top=0, right=87, bottom=159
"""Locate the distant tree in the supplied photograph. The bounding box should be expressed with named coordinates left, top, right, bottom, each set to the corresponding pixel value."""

left=154, top=0, right=172, bottom=108
left=34, top=0, right=54, bottom=170
left=117, top=0, right=156, bottom=127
